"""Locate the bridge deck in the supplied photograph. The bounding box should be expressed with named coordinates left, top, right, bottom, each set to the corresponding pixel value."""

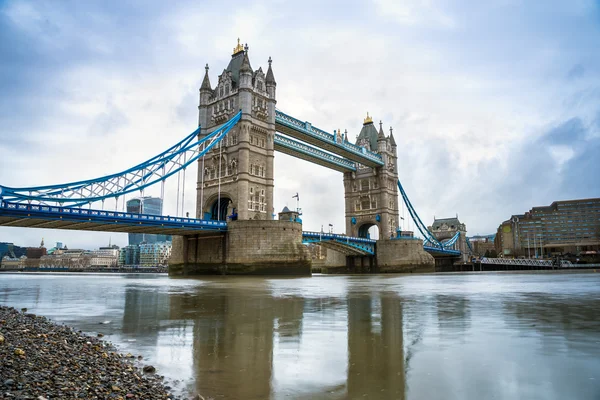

left=0, top=202, right=227, bottom=236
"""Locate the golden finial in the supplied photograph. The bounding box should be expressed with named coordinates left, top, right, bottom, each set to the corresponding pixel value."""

left=363, top=112, right=373, bottom=125
left=233, top=38, right=244, bottom=55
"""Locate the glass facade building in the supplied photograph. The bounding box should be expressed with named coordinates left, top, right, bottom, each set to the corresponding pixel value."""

left=126, top=197, right=171, bottom=246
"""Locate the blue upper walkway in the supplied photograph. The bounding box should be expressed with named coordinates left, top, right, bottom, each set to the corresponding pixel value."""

left=275, top=110, right=384, bottom=168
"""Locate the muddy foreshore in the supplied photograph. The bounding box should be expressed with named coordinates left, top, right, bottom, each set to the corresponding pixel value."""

left=0, top=305, right=187, bottom=399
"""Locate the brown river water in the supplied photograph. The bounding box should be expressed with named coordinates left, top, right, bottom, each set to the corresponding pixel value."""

left=1, top=272, right=599, bottom=400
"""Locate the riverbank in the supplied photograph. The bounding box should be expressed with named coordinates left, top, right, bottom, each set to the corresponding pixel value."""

left=0, top=306, right=179, bottom=399
left=0, top=267, right=168, bottom=274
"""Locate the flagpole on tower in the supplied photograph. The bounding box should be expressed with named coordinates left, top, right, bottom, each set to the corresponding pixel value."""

left=292, top=192, right=300, bottom=214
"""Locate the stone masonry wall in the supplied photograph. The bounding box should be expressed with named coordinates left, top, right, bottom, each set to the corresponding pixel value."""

left=169, top=220, right=311, bottom=275
left=376, top=238, right=435, bottom=273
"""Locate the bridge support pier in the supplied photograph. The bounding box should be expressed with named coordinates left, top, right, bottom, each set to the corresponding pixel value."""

left=376, top=239, right=435, bottom=273
left=169, top=220, right=311, bottom=276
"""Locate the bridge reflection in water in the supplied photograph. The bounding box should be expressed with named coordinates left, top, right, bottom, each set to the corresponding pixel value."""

left=2, top=274, right=600, bottom=400
left=166, top=279, right=407, bottom=399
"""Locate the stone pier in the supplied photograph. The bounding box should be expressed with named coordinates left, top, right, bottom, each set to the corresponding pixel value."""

left=169, top=220, right=311, bottom=276
left=315, top=238, right=434, bottom=274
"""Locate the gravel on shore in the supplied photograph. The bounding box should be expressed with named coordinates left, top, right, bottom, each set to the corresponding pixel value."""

left=0, top=305, right=182, bottom=399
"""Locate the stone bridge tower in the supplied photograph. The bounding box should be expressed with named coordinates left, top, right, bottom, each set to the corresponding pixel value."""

left=343, top=115, right=399, bottom=239
left=429, top=217, right=469, bottom=259
left=196, top=40, right=276, bottom=221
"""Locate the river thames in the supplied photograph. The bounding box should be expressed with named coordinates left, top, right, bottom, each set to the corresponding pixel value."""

left=1, top=272, right=599, bottom=399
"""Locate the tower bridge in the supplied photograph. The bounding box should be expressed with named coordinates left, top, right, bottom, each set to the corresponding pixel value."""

left=0, top=41, right=469, bottom=274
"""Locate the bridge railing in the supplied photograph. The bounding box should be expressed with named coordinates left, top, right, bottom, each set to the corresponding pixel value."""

left=1, top=201, right=228, bottom=229
left=480, top=257, right=573, bottom=268
left=302, top=231, right=376, bottom=244
left=275, top=110, right=384, bottom=166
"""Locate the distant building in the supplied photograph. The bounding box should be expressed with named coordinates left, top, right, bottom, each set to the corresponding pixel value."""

left=126, top=197, right=171, bottom=246
left=139, top=242, right=172, bottom=267
left=25, top=238, right=47, bottom=259
left=0, top=242, right=27, bottom=259
left=88, top=245, right=119, bottom=268
left=1, top=255, right=26, bottom=269
left=495, top=198, right=600, bottom=257
left=119, top=245, right=141, bottom=266
left=469, top=235, right=496, bottom=256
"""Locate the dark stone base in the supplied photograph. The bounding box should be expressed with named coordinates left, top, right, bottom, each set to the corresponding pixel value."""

left=169, top=261, right=311, bottom=276
left=320, top=263, right=435, bottom=274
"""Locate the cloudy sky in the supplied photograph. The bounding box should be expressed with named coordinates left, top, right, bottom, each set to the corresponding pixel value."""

left=1, top=0, right=599, bottom=249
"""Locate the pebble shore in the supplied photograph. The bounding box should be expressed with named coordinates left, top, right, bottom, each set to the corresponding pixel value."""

left=0, top=306, right=182, bottom=399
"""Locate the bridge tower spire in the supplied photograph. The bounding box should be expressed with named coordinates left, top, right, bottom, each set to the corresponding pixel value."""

left=343, top=114, right=399, bottom=239
left=196, top=41, right=276, bottom=221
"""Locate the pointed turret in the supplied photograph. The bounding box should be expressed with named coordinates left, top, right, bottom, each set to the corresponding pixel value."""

left=377, top=121, right=386, bottom=141
left=240, top=48, right=252, bottom=74
left=356, top=112, right=378, bottom=151
left=389, top=126, right=397, bottom=147
left=200, top=64, right=212, bottom=92
left=266, top=56, right=276, bottom=85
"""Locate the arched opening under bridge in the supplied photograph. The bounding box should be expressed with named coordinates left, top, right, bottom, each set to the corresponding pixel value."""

left=358, top=223, right=379, bottom=240
left=210, top=197, right=231, bottom=221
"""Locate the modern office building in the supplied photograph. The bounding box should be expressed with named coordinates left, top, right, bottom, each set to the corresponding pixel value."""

left=126, top=197, right=171, bottom=245
left=139, top=242, right=172, bottom=267
left=495, top=198, right=600, bottom=257
left=118, top=245, right=141, bottom=266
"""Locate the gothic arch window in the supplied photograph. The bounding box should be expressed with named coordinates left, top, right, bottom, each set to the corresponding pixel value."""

left=219, top=86, right=224, bottom=97
left=225, top=84, right=230, bottom=95
left=257, top=81, right=263, bottom=91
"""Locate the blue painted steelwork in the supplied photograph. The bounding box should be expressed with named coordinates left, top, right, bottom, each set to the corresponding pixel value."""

left=274, top=134, right=356, bottom=172
left=0, top=112, right=242, bottom=206
left=302, top=231, right=376, bottom=255
left=275, top=110, right=384, bottom=167
left=423, top=245, right=461, bottom=256
left=424, top=231, right=460, bottom=249
left=466, top=237, right=474, bottom=253
left=0, top=200, right=227, bottom=232
left=396, top=180, right=443, bottom=248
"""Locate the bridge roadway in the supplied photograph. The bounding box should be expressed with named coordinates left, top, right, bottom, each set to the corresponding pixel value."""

left=0, top=201, right=227, bottom=236
left=0, top=202, right=374, bottom=255
left=0, top=201, right=460, bottom=259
